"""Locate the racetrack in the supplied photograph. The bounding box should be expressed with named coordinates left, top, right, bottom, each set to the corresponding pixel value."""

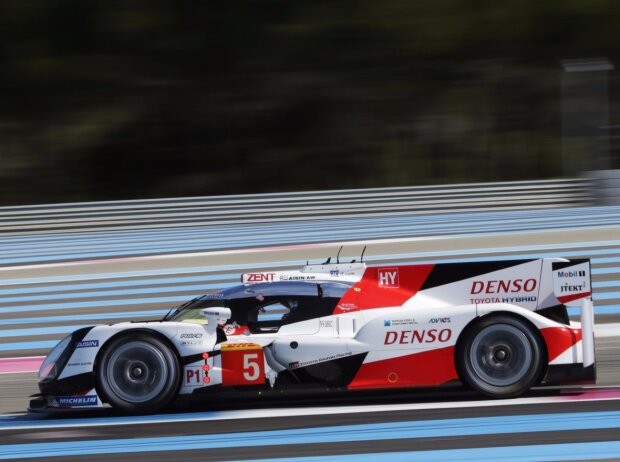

left=1, top=205, right=620, bottom=460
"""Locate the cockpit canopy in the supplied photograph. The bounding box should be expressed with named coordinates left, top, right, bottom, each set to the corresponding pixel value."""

left=168, top=281, right=352, bottom=333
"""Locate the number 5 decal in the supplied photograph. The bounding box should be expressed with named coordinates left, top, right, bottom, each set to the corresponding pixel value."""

left=243, top=353, right=260, bottom=381
left=221, top=343, right=266, bottom=386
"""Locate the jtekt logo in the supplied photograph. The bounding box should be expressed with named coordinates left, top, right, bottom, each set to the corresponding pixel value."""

left=378, top=268, right=399, bottom=288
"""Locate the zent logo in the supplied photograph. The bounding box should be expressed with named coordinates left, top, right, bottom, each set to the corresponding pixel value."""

left=378, top=268, right=399, bottom=288
left=245, top=273, right=275, bottom=282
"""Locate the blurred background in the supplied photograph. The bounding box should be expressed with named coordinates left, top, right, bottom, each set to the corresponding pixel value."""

left=1, top=0, right=619, bottom=205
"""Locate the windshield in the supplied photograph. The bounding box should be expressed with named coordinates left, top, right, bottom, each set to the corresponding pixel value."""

left=167, top=286, right=241, bottom=323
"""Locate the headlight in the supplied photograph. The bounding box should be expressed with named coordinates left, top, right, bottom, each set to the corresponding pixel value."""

left=39, top=335, right=72, bottom=383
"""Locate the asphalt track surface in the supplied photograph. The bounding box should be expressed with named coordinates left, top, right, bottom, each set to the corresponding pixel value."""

left=1, top=210, right=620, bottom=460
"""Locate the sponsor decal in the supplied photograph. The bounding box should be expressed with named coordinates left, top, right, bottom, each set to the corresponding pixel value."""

left=75, top=340, right=99, bottom=349
left=224, top=321, right=240, bottom=335
left=180, top=333, right=203, bottom=339
left=429, top=317, right=451, bottom=324
left=470, top=296, right=537, bottom=304
left=385, top=318, right=417, bottom=327
left=469, top=278, right=538, bottom=304
left=558, top=283, right=585, bottom=293
left=289, top=352, right=353, bottom=369
left=330, top=270, right=340, bottom=277
left=557, top=270, right=586, bottom=278
left=378, top=268, right=399, bottom=288
left=245, top=273, right=276, bottom=282
left=470, top=279, right=537, bottom=295
left=337, top=303, right=358, bottom=312
left=54, top=395, right=98, bottom=407
left=66, top=361, right=93, bottom=368
left=184, top=366, right=204, bottom=387
left=279, top=275, right=316, bottom=281
left=203, top=293, right=224, bottom=299
left=384, top=329, right=452, bottom=345
left=552, top=262, right=590, bottom=303
left=221, top=342, right=262, bottom=351
left=319, top=319, right=334, bottom=328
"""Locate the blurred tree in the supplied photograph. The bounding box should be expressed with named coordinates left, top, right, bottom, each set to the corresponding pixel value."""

left=0, top=0, right=619, bottom=204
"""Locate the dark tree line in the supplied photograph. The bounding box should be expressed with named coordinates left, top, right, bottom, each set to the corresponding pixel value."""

left=1, top=1, right=619, bottom=205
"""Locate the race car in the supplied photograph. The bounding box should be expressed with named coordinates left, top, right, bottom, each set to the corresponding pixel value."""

left=33, top=257, right=595, bottom=413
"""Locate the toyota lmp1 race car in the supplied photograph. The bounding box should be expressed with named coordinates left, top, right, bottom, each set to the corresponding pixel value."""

left=33, top=258, right=595, bottom=413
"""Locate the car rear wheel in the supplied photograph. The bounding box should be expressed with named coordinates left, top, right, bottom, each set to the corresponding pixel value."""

left=457, top=315, right=545, bottom=398
left=97, top=333, right=180, bottom=413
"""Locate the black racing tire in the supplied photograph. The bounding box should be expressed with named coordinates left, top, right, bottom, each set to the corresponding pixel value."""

left=96, top=333, right=180, bottom=414
left=456, top=315, right=545, bottom=398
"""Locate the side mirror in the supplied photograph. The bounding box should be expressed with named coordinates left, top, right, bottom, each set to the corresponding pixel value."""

left=200, top=307, right=231, bottom=327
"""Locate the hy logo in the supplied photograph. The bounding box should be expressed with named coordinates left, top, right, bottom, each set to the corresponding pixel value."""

left=378, top=268, right=399, bottom=288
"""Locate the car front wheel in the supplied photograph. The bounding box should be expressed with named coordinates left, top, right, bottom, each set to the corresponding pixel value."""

left=97, top=333, right=180, bottom=413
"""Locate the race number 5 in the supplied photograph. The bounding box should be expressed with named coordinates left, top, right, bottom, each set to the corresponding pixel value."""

left=222, top=343, right=265, bottom=386
left=243, top=353, right=260, bottom=381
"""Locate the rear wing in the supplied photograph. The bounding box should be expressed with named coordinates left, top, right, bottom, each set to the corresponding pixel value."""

left=550, top=259, right=594, bottom=368
left=550, top=259, right=592, bottom=305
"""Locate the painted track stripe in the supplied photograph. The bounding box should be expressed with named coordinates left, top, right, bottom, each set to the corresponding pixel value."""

left=3, top=390, right=620, bottom=431
left=0, top=341, right=58, bottom=352
left=0, top=309, right=165, bottom=326
left=0, top=356, right=43, bottom=374
left=0, top=411, right=619, bottom=459
left=0, top=282, right=227, bottom=304
left=233, top=441, right=620, bottom=462
left=1, top=237, right=619, bottom=286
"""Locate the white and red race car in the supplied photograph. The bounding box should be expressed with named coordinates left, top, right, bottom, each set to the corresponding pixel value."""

left=34, top=258, right=595, bottom=413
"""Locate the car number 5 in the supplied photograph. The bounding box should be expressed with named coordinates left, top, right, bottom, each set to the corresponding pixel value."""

left=243, top=353, right=260, bottom=381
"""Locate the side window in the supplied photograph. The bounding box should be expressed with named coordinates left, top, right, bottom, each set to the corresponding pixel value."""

left=257, top=302, right=290, bottom=323
left=251, top=301, right=292, bottom=333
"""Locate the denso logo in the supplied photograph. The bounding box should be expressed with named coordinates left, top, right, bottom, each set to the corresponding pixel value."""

left=378, top=268, right=399, bottom=288
left=245, top=273, right=275, bottom=282
left=470, top=279, right=537, bottom=294
left=384, top=329, right=452, bottom=345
